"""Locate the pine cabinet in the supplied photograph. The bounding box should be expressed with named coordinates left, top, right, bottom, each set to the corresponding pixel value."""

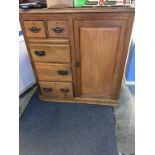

left=20, top=7, right=134, bottom=106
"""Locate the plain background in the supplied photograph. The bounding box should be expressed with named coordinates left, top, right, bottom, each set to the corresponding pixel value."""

left=0, top=0, right=155, bottom=155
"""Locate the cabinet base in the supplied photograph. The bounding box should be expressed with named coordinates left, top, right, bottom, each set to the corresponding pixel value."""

left=39, top=95, right=119, bottom=106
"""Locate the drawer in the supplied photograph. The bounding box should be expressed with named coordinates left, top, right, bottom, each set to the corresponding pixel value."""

left=23, top=21, right=46, bottom=38
left=35, top=63, right=72, bottom=82
left=29, top=44, right=71, bottom=63
left=39, top=81, right=73, bottom=98
left=47, top=20, right=69, bottom=38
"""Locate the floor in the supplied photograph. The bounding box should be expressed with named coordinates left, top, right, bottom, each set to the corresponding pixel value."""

left=19, top=87, right=37, bottom=118
left=114, top=84, right=135, bottom=155
left=19, top=83, right=135, bottom=155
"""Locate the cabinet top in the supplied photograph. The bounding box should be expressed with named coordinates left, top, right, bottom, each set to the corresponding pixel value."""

left=19, top=6, right=135, bottom=14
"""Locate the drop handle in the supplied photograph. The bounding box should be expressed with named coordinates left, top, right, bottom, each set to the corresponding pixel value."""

left=29, top=27, right=41, bottom=33
left=57, top=70, right=69, bottom=76
left=43, top=88, right=53, bottom=93
left=35, top=51, right=45, bottom=56
left=60, top=89, right=69, bottom=93
left=52, top=27, right=65, bottom=33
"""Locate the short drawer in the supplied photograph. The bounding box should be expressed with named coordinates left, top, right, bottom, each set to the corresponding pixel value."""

left=23, top=21, right=46, bottom=38
left=47, top=20, right=69, bottom=38
left=39, top=81, right=73, bottom=98
left=29, top=44, right=71, bottom=63
left=35, top=63, right=72, bottom=82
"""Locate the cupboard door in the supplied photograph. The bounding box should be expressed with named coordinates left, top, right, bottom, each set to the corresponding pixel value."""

left=74, top=20, right=127, bottom=98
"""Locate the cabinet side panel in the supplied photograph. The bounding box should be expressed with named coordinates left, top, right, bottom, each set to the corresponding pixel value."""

left=80, top=27, right=120, bottom=97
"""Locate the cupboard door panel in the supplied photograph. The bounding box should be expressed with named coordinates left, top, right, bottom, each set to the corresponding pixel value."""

left=74, top=20, right=127, bottom=98
left=81, top=27, right=120, bottom=97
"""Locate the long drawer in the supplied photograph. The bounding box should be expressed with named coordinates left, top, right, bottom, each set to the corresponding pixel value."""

left=29, top=43, right=71, bottom=63
left=35, top=63, right=72, bottom=82
left=39, top=81, right=73, bottom=98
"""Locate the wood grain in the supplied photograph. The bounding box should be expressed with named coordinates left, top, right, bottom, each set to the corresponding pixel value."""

left=28, top=38, right=69, bottom=44
left=114, top=12, right=135, bottom=99
left=19, top=8, right=135, bottom=106
left=39, top=81, right=73, bottom=98
left=74, top=19, right=127, bottom=98
left=35, top=63, right=72, bottom=82
left=19, top=7, right=135, bottom=14
left=80, top=27, right=120, bottom=97
left=39, top=94, right=119, bottom=106
left=29, top=43, right=71, bottom=63
left=23, top=20, right=46, bottom=38
left=47, top=20, right=69, bottom=38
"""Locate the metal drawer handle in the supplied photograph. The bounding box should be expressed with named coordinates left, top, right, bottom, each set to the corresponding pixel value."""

left=58, top=70, right=69, bottom=76
left=35, top=51, right=46, bottom=56
left=43, top=88, right=53, bottom=93
left=60, top=88, right=69, bottom=93
left=29, top=27, right=41, bottom=33
left=52, top=27, right=64, bottom=33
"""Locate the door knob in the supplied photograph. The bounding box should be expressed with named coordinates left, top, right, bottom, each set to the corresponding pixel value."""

left=75, top=62, right=80, bottom=67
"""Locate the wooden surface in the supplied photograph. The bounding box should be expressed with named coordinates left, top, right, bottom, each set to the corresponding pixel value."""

left=47, top=20, right=69, bottom=38
left=113, top=12, right=134, bottom=99
left=29, top=44, right=71, bottom=63
left=74, top=19, right=128, bottom=98
left=19, top=7, right=134, bottom=106
left=39, top=94, right=119, bottom=106
left=23, top=21, right=46, bottom=38
left=28, top=38, right=69, bottom=44
left=39, top=81, right=73, bottom=98
left=20, top=6, right=135, bottom=14
left=35, top=63, right=72, bottom=82
left=80, top=26, right=120, bottom=97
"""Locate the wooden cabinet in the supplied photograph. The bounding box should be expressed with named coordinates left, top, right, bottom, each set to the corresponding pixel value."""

left=20, top=7, right=134, bottom=106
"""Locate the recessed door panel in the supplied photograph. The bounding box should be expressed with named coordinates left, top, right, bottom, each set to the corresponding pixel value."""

left=81, top=27, right=120, bottom=97
left=74, top=20, right=127, bottom=98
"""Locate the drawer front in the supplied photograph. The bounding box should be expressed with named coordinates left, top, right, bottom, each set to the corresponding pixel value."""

left=35, top=63, right=72, bottom=82
left=29, top=44, right=71, bottom=63
left=47, top=21, right=69, bottom=38
left=39, top=81, right=73, bottom=98
left=24, top=21, right=46, bottom=38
